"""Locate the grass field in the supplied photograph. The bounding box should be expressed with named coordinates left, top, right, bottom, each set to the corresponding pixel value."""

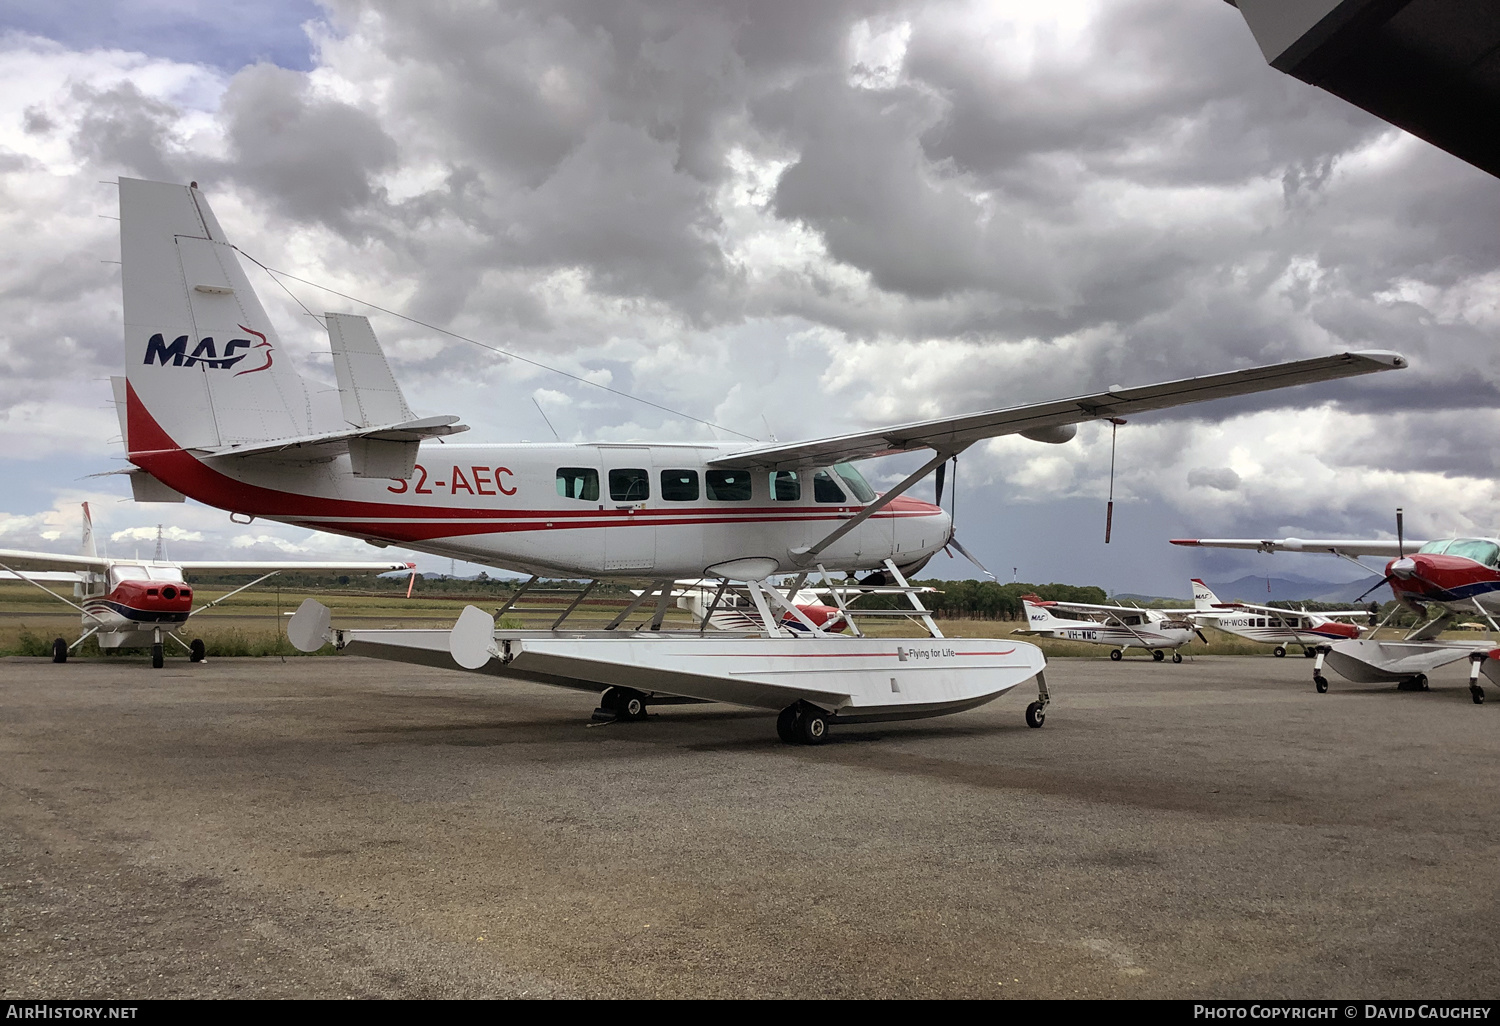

left=0, top=579, right=1447, bottom=660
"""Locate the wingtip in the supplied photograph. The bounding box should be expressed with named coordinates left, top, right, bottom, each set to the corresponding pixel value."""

left=1170, top=539, right=1200, bottom=546
left=1349, top=349, right=1408, bottom=369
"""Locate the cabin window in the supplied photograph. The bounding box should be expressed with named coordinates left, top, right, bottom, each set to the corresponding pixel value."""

left=833, top=462, right=876, bottom=503
left=813, top=470, right=846, bottom=503
left=609, top=468, right=650, bottom=502
left=660, top=469, right=699, bottom=501
left=556, top=468, right=600, bottom=501
left=769, top=470, right=801, bottom=501
left=705, top=470, right=752, bottom=501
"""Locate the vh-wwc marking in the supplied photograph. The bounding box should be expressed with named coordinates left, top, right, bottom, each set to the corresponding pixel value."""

left=111, top=177, right=1406, bottom=741
left=1015, top=595, right=1201, bottom=662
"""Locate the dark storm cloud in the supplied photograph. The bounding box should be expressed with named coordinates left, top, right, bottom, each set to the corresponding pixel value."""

left=217, top=63, right=398, bottom=234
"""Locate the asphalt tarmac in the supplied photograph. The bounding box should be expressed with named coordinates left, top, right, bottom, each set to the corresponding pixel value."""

left=1, top=652, right=1496, bottom=999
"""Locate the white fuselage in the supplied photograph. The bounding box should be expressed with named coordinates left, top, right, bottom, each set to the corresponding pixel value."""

left=144, top=437, right=953, bottom=580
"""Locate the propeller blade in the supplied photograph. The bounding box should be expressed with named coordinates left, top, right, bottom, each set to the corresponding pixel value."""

left=948, top=535, right=997, bottom=582
left=935, top=460, right=947, bottom=508
left=1396, top=507, right=1405, bottom=559
left=1195, top=629, right=1210, bottom=644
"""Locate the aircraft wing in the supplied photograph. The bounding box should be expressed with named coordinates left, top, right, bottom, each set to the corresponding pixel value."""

left=1169, top=538, right=1425, bottom=558
left=0, top=570, right=88, bottom=583
left=173, top=559, right=416, bottom=574
left=0, top=549, right=111, bottom=573
left=708, top=350, right=1406, bottom=470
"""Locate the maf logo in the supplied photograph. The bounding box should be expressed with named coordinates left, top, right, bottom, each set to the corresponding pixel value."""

left=144, top=325, right=273, bottom=376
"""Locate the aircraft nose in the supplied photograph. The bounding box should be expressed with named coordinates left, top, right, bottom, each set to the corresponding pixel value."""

left=1389, top=556, right=1418, bottom=580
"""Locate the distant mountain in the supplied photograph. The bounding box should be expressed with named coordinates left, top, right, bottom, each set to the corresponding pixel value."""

left=1203, top=575, right=1386, bottom=604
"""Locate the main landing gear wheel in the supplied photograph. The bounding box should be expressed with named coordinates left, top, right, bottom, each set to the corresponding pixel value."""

left=1025, top=701, right=1046, bottom=728
left=189, top=638, right=206, bottom=663
left=151, top=643, right=164, bottom=669
left=1152, top=649, right=1165, bottom=662
left=1314, top=675, right=1329, bottom=694
left=776, top=705, right=802, bottom=743
left=1303, top=648, right=1318, bottom=658
left=1109, top=649, right=1123, bottom=662
left=51, top=638, right=67, bottom=663
left=1171, top=651, right=1183, bottom=664
left=1471, top=686, right=1485, bottom=705
left=1273, top=646, right=1287, bottom=658
left=1397, top=674, right=1430, bottom=692
left=799, top=707, right=830, bottom=745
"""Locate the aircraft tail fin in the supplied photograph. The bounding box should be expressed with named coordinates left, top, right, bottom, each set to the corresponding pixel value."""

left=120, top=177, right=316, bottom=453
left=79, top=503, right=96, bottom=559
left=1021, top=595, right=1066, bottom=628
left=1190, top=578, right=1221, bottom=611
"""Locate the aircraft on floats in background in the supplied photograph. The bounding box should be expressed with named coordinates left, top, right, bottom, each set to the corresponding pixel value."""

left=1186, top=578, right=1369, bottom=658
left=1014, top=596, right=1202, bottom=662
left=107, top=176, right=1407, bottom=742
left=1172, top=524, right=1500, bottom=704
left=0, top=503, right=412, bottom=667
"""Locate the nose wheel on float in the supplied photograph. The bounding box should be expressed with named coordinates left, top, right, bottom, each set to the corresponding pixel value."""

left=1469, top=653, right=1488, bottom=705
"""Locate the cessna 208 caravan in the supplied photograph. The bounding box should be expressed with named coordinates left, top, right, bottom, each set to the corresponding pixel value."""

left=1172, top=533, right=1500, bottom=704
left=110, top=177, right=1405, bottom=741
left=1186, top=578, right=1366, bottom=657
left=0, top=504, right=412, bottom=667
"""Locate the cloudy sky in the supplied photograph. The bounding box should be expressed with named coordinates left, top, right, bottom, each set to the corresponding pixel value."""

left=1, top=0, right=1497, bottom=597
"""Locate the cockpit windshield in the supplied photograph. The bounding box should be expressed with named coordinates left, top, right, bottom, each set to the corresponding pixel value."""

left=832, top=462, right=876, bottom=503
left=1417, top=539, right=1500, bottom=567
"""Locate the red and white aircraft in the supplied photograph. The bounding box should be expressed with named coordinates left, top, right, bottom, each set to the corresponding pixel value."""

left=102, top=177, right=1407, bottom=740
left=1015, top=596, right=1200, bottom=662
left=1172, top=534, right=1500, bottom=704
left=0, top=503, right=413, bottom=666
left=1186, top=578, right=1366, bottom=657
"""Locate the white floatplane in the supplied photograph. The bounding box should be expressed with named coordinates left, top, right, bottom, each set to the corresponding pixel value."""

left=109, top=177, right=1406, bottom=741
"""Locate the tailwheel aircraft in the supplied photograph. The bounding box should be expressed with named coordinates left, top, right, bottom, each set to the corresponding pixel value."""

left=1172, top=532, right=1500, bottom=704
left=1185, top=578, right=1367, bottom=657
left=107, top=176, right=1406, bottom=741
left=1014, top=595, right=1202, bottom=662
left=0, top=503, right=413, bottom=667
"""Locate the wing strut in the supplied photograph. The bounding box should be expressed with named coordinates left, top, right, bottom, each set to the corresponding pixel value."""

left=792, top=448, right=959, bottom=565
left=0, top=561, right=94, bottom=619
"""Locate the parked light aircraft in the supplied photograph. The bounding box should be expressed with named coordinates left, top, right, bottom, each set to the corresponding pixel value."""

left=1172, top=533, right=1500, bottom=704
left=1015, top=596, right=1201, bottom=662
left=0, top=504, right=413, bottom=666
left=1186, top=578, right=1366, bottom=657
left=109, top=177, right=1406, bottom=741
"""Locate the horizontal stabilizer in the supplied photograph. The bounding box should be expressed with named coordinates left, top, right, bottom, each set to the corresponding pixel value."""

left=189, top=415, right=468, bottom=476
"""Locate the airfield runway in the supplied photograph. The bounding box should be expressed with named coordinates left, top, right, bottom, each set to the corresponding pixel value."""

left=1, top=653, right=1496, bottom=999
